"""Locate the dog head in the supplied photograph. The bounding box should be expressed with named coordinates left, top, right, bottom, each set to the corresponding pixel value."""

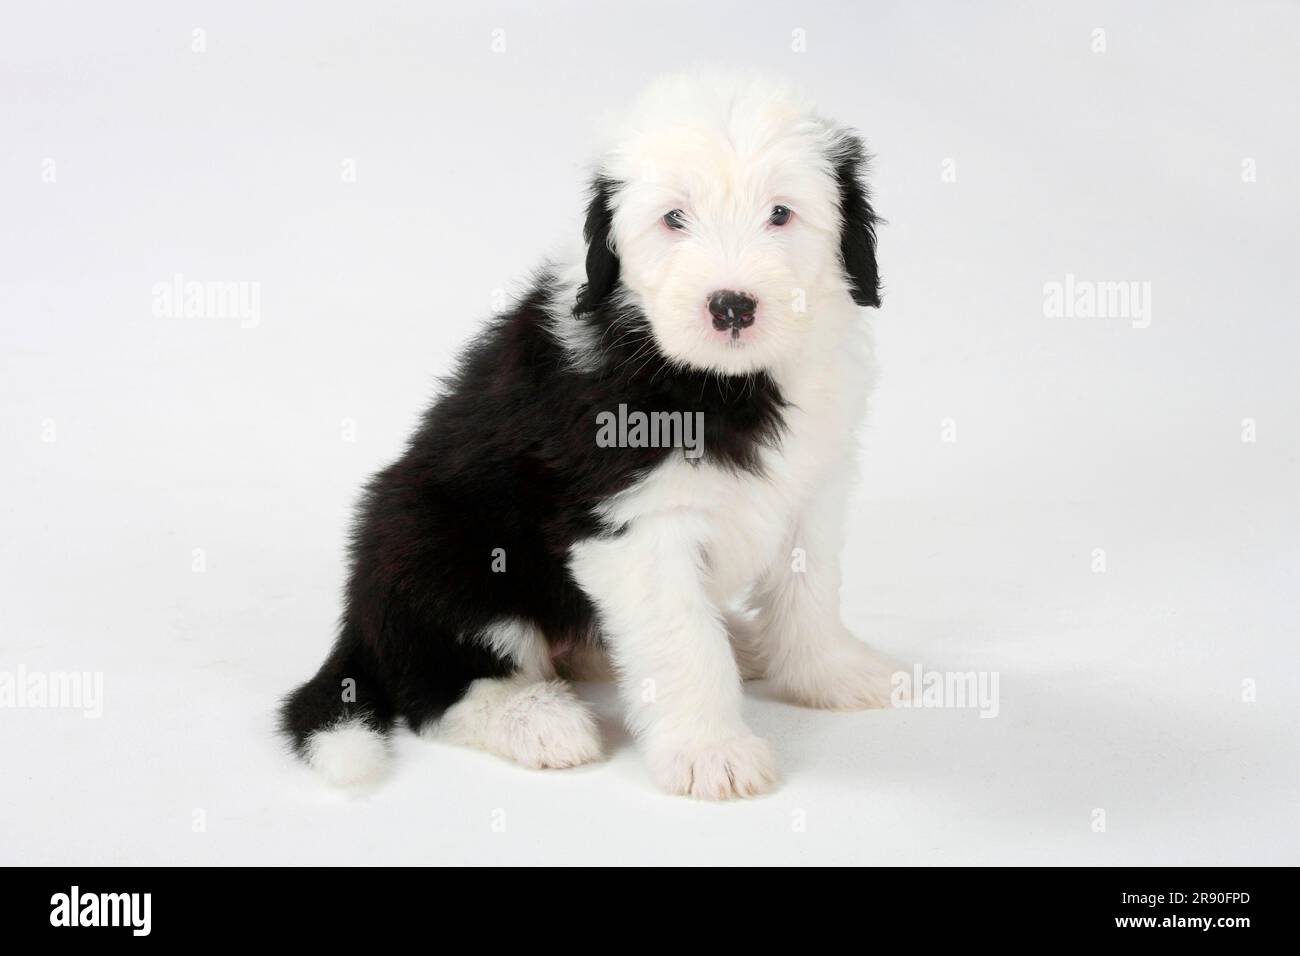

left=574, top=72, right=880, bottom=376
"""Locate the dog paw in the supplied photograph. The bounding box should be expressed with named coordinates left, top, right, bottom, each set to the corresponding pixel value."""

left=648, top=734, right=780, bottom=800
left=776, top=638, right=902, bottom=711
left=498, top=680, right=603, bottom=769
left=435, top=678, right=603, bottom=769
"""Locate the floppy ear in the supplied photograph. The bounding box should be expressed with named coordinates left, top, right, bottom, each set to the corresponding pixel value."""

left=574, top=176, right=620, bottom=315
left=831, top=134, right=882, bottom=308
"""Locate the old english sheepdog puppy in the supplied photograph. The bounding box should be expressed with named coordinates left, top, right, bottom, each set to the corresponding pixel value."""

left=281, top=72, right=897, bottom=799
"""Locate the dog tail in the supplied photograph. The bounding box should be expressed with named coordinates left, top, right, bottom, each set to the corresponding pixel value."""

left=279, top=625, right=394, bottom=787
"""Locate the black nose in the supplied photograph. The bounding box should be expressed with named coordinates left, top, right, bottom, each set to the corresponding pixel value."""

left=708, top=290, right=757, bottom=331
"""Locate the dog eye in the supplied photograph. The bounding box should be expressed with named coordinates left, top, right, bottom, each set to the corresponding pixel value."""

left=663, top=209, right=688, bottom=230
left=769, top=205, right=792, bottom=226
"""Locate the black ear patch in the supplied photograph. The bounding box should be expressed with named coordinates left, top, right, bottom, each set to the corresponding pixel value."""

left=831, top=134, right=882, bottom=308
left=574, top=176, right=620, bottom=315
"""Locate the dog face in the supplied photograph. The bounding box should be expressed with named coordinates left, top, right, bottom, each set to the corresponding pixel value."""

left=576, top=74, right=880, bottom=376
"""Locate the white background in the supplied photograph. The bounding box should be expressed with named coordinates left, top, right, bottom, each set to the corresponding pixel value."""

left=2, top=1, right=1297, bottom=865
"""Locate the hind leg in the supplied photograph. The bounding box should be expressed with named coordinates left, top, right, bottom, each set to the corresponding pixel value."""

left=302, top=715, right=391, bottom=787
left=420, top=619, right=602, bottom=769
left=432, top=675, right=602, bottom=769
left=282, top=629, right=397, bottom=788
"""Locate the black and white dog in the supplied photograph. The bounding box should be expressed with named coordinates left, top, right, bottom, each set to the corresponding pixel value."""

left=281, top=72, right=897, bottom=799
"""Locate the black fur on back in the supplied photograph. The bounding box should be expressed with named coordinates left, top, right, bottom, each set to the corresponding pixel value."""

left=279, top=272, right=788, bottom=751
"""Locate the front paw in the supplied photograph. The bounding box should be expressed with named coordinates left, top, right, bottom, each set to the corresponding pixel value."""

left=775, top=637, right=902, bottom=711
left=648, top=734, right=780, bottom=800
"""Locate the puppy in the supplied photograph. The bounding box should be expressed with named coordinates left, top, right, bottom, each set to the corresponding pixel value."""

left=281, top=72, right=896, bottom=799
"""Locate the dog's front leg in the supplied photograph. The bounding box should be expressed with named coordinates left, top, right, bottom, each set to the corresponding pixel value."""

left=755, top=463, right=901, bottom=710
left=570, top=513, right=778, bottom=799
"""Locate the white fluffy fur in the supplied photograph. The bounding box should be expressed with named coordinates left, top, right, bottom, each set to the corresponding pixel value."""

left=428, top=618, right=601, bottom=769
left=601, top=73, right=857, bottom=377
left=304, top=718, right=389, bottom=788
left=475, top=618, right=554, bottom=680
left=562, top=73, right=897, bottom=799
left=355, top=73, right=895, bottom=799
left=428, top=676, right=602, bottom=770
